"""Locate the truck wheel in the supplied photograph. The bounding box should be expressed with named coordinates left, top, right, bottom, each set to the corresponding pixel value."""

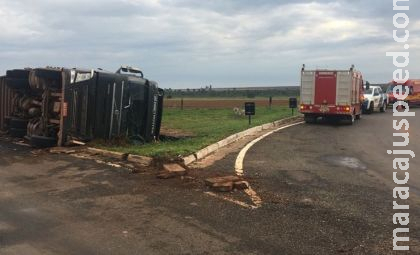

left=28, top=135, right=58, bottom=148
left=304, top=115, right=316, bottom=124
left=6, top=69, right=30, bottom=79
left=5, top=78, right=30, bottom=90
left=345, top=114, right=355, bottom=125
left=9, top=118, right=29, bottom=129
left=9, top=128, right=27, bottom=138
left=3, top=116, right=11, bottom=129
left=380, top=101, right=387, bottom=112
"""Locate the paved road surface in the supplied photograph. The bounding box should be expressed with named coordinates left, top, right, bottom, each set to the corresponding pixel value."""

left=0, top=108, right=419, bottom=254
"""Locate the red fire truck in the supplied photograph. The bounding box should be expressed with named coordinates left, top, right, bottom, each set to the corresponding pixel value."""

left=299, top=65, right=364, bottom=125
left=386, top=79, right=420, bottom=106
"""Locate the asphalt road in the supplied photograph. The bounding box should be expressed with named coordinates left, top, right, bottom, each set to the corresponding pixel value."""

left=242, top=108, right=420, bottom=253
left=0, top=108, right=419, bottom=254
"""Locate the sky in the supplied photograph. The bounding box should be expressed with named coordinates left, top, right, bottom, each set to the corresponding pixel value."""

left=0, top=0, right=419, bottom=88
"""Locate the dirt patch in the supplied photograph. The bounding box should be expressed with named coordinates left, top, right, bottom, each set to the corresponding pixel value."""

left=164, top=99, right=288, bottom=109
left=159, top=127, right=195, bottom=139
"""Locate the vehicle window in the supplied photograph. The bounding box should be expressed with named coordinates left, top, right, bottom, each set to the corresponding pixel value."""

left=373, top=89, right=379, bottom=96
left=390, top=85, right=408, bottom=94
left=364, top=88, right=373, bottom=94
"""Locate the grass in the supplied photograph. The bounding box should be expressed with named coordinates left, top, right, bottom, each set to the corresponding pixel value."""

left=97, top=105, right=294, bottom=158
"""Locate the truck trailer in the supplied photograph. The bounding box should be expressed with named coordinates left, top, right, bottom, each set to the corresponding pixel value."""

left=299, top=65, right=364, bottom=125
left=0, top=66, right=164, bottom=147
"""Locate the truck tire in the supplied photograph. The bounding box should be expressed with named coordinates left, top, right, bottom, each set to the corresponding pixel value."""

left=28, top=135, right=58, bottom=148
left=380, top=101, right=387, bottom=112
left=5, top=78, right=30, bottom=90
left=304, top=115, right=316, bottom=124
left=3, top=116, right=11, bottom=129
left=33, top=69, right=61, bottom=80
left=6, top=69, right=30, bottom=79
left=9, top=128, right=27, bottom=138
left=344, top=115, right=355, bottom=125
left=9, top=118, right=29, bottom=129
left=29, top=69, right=62, bottom=90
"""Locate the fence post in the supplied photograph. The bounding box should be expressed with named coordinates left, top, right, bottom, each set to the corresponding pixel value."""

left=181, top=98, right=184, bottom=110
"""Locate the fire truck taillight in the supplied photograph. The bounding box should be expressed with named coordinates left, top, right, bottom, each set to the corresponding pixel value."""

left=345, top=107, right=350, bottom=112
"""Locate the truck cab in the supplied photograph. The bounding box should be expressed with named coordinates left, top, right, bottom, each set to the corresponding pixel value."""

left=387, top=79, right=420, bottom=106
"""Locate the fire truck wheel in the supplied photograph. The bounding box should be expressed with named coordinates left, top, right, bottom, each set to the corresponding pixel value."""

left=29, top=135, right=58, bottom=148
left=356, top=113, right=361, bottom=120
left=345, top=115, right=355, bottom=125
left=9, top=118, right=29, bottom=129
left=304, top=115, right=316, bottom=124
left=9, top=128, right=27, bottom=138
left=5, top=78, right=31, bottom=90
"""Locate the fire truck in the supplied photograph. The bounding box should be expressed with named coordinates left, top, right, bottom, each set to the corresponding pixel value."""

left=386, top=79, right=420, bottom=106
left=299, top=65, right=364, bottom=125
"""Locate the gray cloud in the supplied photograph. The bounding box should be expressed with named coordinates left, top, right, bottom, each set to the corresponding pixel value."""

left=0, top=0, right=418, bottom=88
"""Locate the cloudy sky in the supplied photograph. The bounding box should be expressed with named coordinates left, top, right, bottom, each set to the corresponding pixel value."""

left=0, top=0, right=419, bottom=88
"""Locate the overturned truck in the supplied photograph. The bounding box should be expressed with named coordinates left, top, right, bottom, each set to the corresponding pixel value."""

left=0, top=66, right=164, bottom=147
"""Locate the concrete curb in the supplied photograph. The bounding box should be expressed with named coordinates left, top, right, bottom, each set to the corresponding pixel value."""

left=182, top=115, right=303, bottom=166
left=83, top=147, right=154, bottom=168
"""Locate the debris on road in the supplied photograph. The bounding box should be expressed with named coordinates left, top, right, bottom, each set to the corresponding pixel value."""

left=87, top=147, right=128, bottom=160
left=127, top=154, right=153, bottom=167
left=157, top=163, right=187, bottom=179
left=233, top=180, right=249, bottom=190
left=205, top=176, right=250, bottom=192
left=49, top=147, right=78, bottom=154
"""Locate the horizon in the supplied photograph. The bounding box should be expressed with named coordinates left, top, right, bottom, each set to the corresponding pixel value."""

left=0, top=1, right=419, bottom=89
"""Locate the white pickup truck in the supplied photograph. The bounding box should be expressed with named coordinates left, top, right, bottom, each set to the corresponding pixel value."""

left=362, top=85, right=387, bottom=113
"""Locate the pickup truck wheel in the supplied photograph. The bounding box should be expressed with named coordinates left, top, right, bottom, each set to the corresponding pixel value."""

left=380, top=102, right=387, bottom=112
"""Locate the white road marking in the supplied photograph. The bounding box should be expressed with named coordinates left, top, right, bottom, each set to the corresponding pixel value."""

left=204, top=191, right=258, bottom=209
left=233, top=121, right=304, bottom=209
left=244, top=186, right=262, bottom=208
left=235, top=122, right=304, bottom=176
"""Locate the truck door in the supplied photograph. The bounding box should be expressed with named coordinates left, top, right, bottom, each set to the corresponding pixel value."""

left=314, top=71, right=337, bottom=105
